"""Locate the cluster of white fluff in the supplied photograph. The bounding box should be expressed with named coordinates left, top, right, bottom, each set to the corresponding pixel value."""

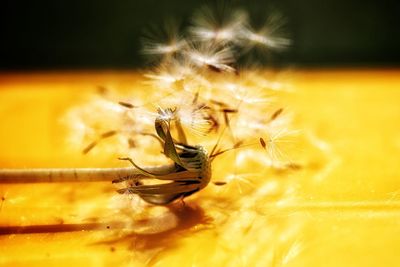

left=142, top=6, right=290, bottom=71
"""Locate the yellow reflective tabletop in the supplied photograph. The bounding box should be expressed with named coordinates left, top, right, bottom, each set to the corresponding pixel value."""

left=0, top=70, right=399, bottom=267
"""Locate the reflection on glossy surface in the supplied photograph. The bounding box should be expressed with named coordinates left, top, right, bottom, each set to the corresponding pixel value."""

left=0, top=70, right=400, bottom=266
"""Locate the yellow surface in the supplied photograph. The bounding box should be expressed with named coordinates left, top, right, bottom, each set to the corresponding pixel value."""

left=0, top=70, right=400, bottom=266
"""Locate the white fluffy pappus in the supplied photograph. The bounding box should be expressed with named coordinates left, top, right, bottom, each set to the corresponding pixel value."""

left=189, top=5, right=249, bottom=46
left=241, top=13, right=291, bottom=51
left=184, top=42, right=236, bottom=73
left=141, top=20, right=187, bottom=60
left=260, top=114, right=300, bottom=168
left=144, top=58, right=195, bottom=90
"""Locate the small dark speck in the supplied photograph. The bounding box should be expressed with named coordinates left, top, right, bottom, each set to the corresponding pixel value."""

left=286, top=163, right=302, bottom=170
left=110, top=247, right=116, bottom=252
left=128, top=138, right=136, bottom=148
left=97, top=86, right=109, bottom=95
left=106, top=225, right=110, bottom=229
left=118, top=101, right=136, bottom=109
left=259, top=137, right=267, bottom=149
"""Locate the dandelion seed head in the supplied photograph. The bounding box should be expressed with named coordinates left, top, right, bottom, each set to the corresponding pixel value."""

left=63, top=5, right=299, bottom=210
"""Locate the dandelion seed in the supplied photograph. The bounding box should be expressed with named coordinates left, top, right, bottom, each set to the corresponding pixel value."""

left=261, top=126, right=299, bottom=168
left=118, top=101, right=136, bottom=109
left=185, top=43, right=236, bottom=73
left=141, top=20, right=187, bottom=59
left=213, top=181, right=227, bottom=186
left=260, top=137, right=267, bottom=149
left=243, top=28, right=290, bottom=51
left=224, top=173, right=256, bottom=194
left=241, top=13, right=291, bottom=51
left=143, top=39, right=187, bottom=56
left=143, top=58, right=205, bottom=94
left=222, top=81, right=271, bottom=104
left=190, top=6, right=248, bottom=45
left=270, top=108, right=283, bottom=121
left=176, top=106, right=212, bottom=136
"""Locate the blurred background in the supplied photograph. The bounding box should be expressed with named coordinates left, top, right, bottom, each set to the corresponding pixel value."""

left=1, top=0, right=399, bottom=70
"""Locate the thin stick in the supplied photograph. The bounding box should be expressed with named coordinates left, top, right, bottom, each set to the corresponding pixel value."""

left=0, top=164, right=176, bottom=184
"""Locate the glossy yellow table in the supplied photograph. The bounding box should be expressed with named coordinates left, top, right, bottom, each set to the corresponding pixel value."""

left=0, top=70, right=399, bottom=266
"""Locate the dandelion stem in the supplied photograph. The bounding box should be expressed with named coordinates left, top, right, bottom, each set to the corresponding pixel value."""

left=0, top=165, right=176, bottom=184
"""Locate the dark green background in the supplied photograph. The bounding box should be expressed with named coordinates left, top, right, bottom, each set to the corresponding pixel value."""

left=1, top=0, right=399, bottom=70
